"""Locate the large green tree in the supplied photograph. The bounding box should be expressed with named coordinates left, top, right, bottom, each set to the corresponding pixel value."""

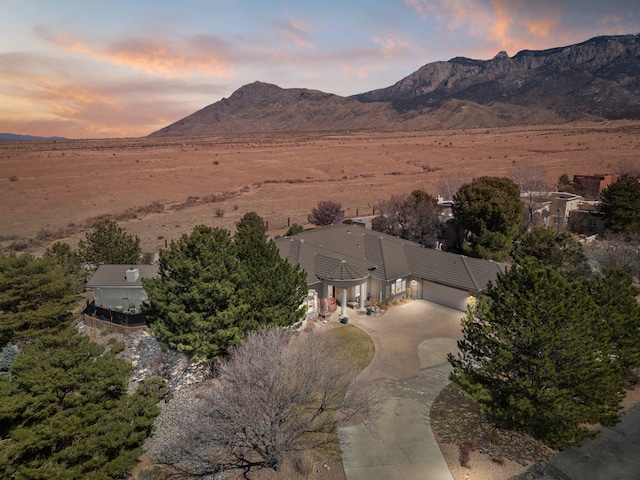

left=235, top=211, right=267, bottom=236
left=599, top=173, right=640, bottom=234
left=234, top=226, right=308, bottom=329
left=452, top=176, right=524, bottom=260
left=44, top=242, right=85, bottom=292
left=143, top=226, right=243, bottom=360
left=78, top=219, right=141, bottom=269
left=512, top=227, right=591, bottom=280
left=143, top=225, right=307, bottom=360
left=450, top=263, right=624, bottom=448
left=372, top=190, right=442, bottom=248
left=0, top=328, right=165, bottom=479
left=0, top=253, right=77, bottom=346
left=584, top=268, right=640, bottom=376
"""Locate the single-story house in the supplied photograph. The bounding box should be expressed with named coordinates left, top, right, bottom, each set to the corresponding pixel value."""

left=85, top=265, right=159, bottom=312
left=275, top=224, right=506, bottom=315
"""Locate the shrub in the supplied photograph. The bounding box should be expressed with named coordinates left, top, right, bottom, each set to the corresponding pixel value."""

left=458, top=440, right=475, bottom=468
left=285, top=224, right=304, bottom=236
left=0, top=343, right=20, bottom=377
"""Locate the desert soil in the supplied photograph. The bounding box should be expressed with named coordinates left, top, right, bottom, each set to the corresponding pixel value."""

left=2, top=121, right=639, bottom=255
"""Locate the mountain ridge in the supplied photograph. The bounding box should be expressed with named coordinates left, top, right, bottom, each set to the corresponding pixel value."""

left=0, top=133, right=67, bottom=141
left=150, top=34, right=640, bottom=137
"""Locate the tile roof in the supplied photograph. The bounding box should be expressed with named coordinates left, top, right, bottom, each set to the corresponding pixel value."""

left=314, top=255, right=370, bottom=282
left=86, top=265, right=160, bottom=288
left=275, top=224, right=505, bottom=293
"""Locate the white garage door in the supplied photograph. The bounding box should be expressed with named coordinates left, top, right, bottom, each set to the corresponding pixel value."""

left=421, top=280, right=469, bottom=311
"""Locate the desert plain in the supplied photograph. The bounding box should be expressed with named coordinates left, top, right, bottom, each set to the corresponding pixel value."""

left=1, top=120, right=639, bottom=255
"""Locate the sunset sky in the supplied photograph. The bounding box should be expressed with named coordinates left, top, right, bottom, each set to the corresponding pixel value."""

left=1, top=0, right=638, bottom=139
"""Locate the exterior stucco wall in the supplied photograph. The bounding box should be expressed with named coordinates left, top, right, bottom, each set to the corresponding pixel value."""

left=92, top=286, right=148, bottom=310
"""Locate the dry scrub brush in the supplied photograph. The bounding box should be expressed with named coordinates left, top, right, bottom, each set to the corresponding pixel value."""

left=146, top=328, right=381, bottom=477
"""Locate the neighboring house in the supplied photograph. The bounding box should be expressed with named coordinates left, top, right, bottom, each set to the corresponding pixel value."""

left=568, top=202, right=607, bottom=235
left=275, top=224, right=505, bottom=314
left=573, top=174, right=618, bottom=201
left=85, top=265, right=159, bottom=326
left=350, top=215, right=378, bottom=230
left=548, top=192, right=583, bottom=231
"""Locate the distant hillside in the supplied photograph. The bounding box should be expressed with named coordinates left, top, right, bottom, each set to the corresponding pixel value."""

left=150, top=82, right=401, bottom=136
left=150, top=34, right=640, bottom=137
left=0, top=133, right=66, bottom=141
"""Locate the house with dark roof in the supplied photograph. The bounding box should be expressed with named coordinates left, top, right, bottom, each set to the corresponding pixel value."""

left=85, top=265, right=159, bottom=311
left=275, top=224, right=506, bottom=315
left=84, top=264, right=160, bottom=327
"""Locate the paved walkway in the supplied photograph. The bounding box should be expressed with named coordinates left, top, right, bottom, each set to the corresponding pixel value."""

left=338, top=300, right=464, bottom=480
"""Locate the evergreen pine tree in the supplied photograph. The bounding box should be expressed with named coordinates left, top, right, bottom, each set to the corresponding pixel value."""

left=143, top=225, right=246, bottom=360
left=0, top=329, right=165, bottom=478
left=512, top=226, right=591, bottom=279
left=452, top=176, right=524, bottom=260
left=450, top=262, right=624, bottom=448
left=599, top=173, right=640, bottom=234
left=44, top=241, right=85, bottom=290
left=584, top=268, right=640, bottom=375
left=235, top=211, right=267, bottom=236
left=78, top=219, right=141, bottom=269
left=0, top=253, right=77, bottom=345
left=234, top=226, right=308, bottom=329
left=143, top=224, right=308, bottom=360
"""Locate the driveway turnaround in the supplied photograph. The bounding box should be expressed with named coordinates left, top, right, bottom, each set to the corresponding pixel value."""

left=339, top=300, right=464, bottom=480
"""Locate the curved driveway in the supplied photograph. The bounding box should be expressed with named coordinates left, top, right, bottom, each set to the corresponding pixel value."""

left=338, top=300, right=464, bottom=480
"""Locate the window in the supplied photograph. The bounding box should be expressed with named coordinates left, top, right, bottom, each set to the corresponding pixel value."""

left=391, top=278, right=406, bottom=295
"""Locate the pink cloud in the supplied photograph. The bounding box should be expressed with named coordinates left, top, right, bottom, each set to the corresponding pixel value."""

left=403, top=0, right=636, bottom=57
left=272, top=15, right=315, bottom=49
left=372, top=35, right=415, bottom=59
left=35, top=25, right=234, bottom=79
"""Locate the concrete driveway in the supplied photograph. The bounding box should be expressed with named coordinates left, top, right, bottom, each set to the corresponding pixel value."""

left=338, top=300, right=464, bottom=480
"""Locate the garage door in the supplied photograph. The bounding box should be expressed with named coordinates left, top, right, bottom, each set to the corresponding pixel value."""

left=421, top=280, right=469, bottom=311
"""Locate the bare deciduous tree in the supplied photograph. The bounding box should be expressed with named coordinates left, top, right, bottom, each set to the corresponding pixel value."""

left=509, top=163, right=553, bottom=232
left=372, top=190, right=442, bottom=248
left=307, top=200, right=345, bottom=226
left=438, top=172, right=472, bottom=201
left=146, top=328, right=380, bottom=477
left=619, top=160, right=640, bottom=178
left=585, top=234, right=640, bottom=278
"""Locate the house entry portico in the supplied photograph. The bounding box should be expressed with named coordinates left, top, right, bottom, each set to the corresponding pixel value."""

left=315, top=256, right=370, bottom=317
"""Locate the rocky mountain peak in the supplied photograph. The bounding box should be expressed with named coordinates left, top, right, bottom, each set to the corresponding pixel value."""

left=150, top=34, right=640, bottom=137
left=493, top=51, right=509, bottom=60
